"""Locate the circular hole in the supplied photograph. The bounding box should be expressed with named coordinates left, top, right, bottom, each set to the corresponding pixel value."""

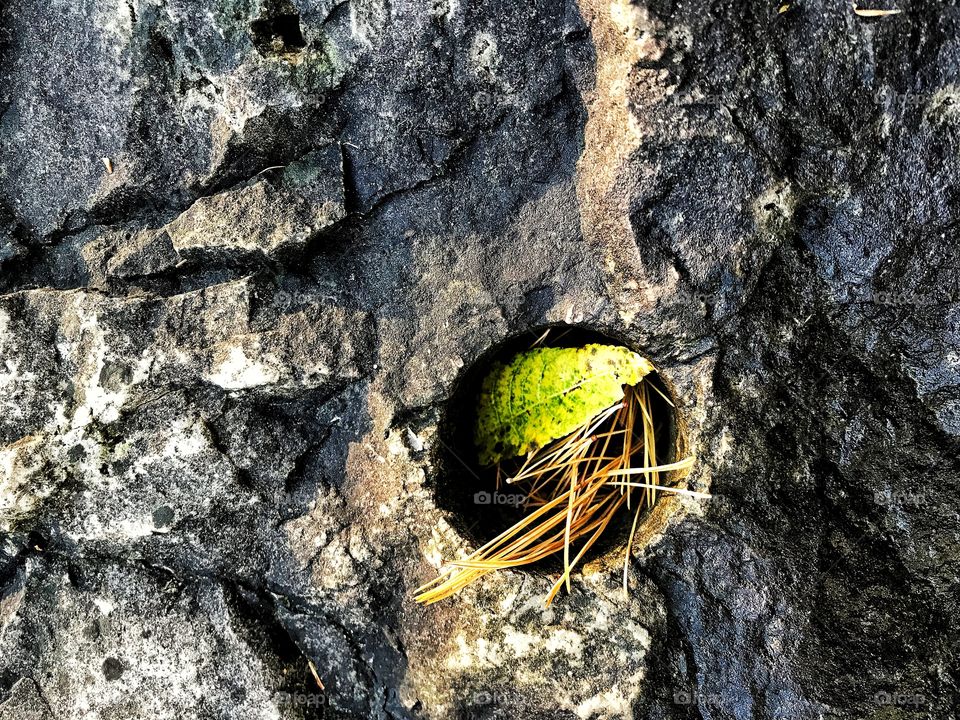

left=431, top=323, right=682, bottom=574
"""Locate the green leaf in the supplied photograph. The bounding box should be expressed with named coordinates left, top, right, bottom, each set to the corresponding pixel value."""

left=474, top=344, right=654, bottom=466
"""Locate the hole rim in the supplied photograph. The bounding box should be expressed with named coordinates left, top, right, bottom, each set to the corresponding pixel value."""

left=429, top=322, right=691, bottom=576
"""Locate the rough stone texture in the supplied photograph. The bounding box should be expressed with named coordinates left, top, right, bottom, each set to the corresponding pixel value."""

left=1, top=0, right=958, bottom=719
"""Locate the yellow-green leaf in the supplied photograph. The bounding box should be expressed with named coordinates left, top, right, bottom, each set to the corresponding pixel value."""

left=474, top=344, right=654, bottom=466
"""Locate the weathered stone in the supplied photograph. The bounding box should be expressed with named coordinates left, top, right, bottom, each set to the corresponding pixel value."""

left=105, top=229, right=179, bottom=279
left=1, top=0, right=958, bottom=718
left=165, top=143, right=346, bottom=261
left=0, top=436, right=52, bottom=533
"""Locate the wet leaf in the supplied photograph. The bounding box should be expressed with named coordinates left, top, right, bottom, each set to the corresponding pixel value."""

left=474, top=344, right=654, bottom=466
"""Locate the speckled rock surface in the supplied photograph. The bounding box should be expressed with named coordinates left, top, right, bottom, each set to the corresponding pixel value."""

left=1, top=0, right=959, bottom=718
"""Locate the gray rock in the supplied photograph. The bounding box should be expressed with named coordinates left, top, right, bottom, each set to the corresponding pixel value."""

left=0, top=678, right=53, bottom=720
left=0, top=558, right=322, bottom=720
left=1, top=0, right=959, bottom=718
left=105, top=229, right=179, bottom=279
left=163, top=143, right=346, bottom=262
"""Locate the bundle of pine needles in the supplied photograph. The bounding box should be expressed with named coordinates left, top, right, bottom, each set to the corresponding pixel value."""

left=415, top=377, right=703, bottom=606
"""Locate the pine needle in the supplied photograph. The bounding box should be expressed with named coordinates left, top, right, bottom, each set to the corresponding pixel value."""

left=852, top=4, right=901, bottom=16
left=415, top=377, right=701, bottom=605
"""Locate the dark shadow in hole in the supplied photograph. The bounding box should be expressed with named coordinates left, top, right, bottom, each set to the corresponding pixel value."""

left=430, top=323, right=678, bottom=575
left=251, top=2, right=307, bottom=57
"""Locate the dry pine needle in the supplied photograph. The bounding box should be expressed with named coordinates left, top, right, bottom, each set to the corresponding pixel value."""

left=416, top=344, right=705, bottom=606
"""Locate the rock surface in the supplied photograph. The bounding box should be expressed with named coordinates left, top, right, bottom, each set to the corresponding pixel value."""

left=1, top=0, right=958, bottom=719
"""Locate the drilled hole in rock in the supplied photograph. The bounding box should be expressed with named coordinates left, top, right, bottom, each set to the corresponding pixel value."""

left=250, top=4, right=307, bottom=57
left=433, top=324, right=680, bottom=573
